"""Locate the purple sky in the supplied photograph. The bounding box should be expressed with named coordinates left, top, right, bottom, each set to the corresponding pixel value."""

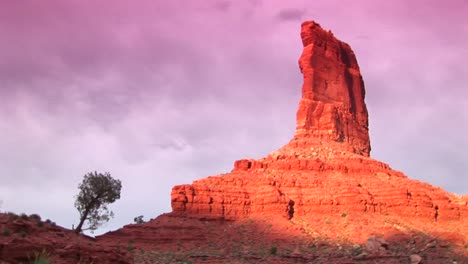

left=1, top=0, right=467, bottom=235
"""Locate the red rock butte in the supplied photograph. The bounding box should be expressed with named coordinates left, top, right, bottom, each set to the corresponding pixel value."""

left=169, top=21, right=467, bottom=229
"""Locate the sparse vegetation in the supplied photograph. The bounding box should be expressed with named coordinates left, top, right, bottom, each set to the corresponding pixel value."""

left=133, top=215, right=145, bottom=224
left=20, top=230, right=28, bottom=238
left=29, top=213, right=42, bottom=222
left=74, top=171, right=122, bottom=234
left=7, top=212, right=19, bottom=220
left=269, top=246, right=278, bottom=255
left=77, top=257, right=95, bottom=264
left=127, top=240, right=136, bottom=252
left=1, top=227, right=11, bottom=236
left=350, top=244, right=363, bottom=256
left=31, top=249, right=51, bottom=264
left=45, top=219, right=56, bottom=226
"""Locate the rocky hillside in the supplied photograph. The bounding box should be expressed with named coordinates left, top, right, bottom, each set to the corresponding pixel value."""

left=0, top=213, right=131, bottom=264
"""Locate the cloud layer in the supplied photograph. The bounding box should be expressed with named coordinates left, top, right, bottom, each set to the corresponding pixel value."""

left=1, top=0, right=467, bottom=234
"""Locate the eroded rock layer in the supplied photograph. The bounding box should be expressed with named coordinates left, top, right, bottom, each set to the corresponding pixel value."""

left=172, top=155, right=467, bottom=225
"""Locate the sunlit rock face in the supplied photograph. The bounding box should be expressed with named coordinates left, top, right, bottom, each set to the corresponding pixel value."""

left=169, top=21, right=467, bottom=229
left=296, top=21, right=370, bottom=157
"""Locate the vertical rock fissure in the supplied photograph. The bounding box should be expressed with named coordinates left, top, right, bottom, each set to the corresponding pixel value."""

left=287, top=200, right=295, bottom=220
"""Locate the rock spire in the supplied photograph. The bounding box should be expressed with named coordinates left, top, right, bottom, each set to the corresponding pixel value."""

left=295, top=21, right=370, bottom=156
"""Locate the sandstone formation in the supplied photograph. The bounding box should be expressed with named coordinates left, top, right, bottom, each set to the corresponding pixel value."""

left=98, top=20, right=468, bottom=263
left=169, top=21, right=467, bottom=230
left=296, top=21, right=370, bottom=156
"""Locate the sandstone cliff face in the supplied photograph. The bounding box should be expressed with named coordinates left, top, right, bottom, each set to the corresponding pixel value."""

left=172, top=156, right=466, bottom=225
left=169, top=21, right=467, bottom=233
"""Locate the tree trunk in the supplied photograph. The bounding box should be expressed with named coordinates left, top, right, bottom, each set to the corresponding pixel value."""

left=75, top=196, right=99, bottom=234
left=75, top=206, right=91, bottom=234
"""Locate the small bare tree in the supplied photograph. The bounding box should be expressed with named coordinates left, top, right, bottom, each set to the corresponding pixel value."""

left=74, top=171, right=122, bottom=234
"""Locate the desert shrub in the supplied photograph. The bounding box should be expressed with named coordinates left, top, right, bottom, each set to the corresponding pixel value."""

left=29, top=213, right=42, bottom=222
left=127, top=242, right=135, bottom=252
left=133, top=215, right=145, bottom=224
left=351, top=244, right=363, bottom=256
left=270, top=246, right=278, bottom=255
left=7, top=212, right=19, bottom=220
left=1, top=228, right=11, bottom=236
left=45, top=219, right=56, bottom=226
left=20, top=213, right=29, bottom=220
left=20, top=230, right=28, bottom=238
left=32, top=249, right=51, bottom=264
left=33, top=256, right=51, bottom=264
left=77, top=257, right=95, bottom=264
